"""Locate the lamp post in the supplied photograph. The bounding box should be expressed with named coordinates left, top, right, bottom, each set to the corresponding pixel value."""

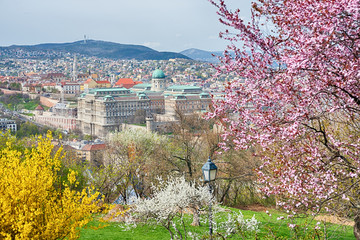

left=202, top=157, right=218, bottom=240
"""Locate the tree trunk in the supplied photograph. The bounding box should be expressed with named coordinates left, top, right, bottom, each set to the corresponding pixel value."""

left=354, top=216, right=360, bottom=240
left=220, top=180, right=232, bottom=204
left=191, top=208, right=200, bottom=226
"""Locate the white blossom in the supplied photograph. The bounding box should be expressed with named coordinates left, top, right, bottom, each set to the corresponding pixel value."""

left=131, top=176, right=213, bottom=239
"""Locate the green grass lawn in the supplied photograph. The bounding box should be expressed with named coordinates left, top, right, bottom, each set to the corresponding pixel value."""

left=80, top=207, right=355, bottom=240
left=80, top=221, right=171, bottom=240
left=23, top=101, right=39, bottom=110
left=21, top=112, right=34, bottom=116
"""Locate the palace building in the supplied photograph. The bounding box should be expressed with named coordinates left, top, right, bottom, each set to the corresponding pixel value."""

left=77, top=87, right=151, bottom=137
left=77, top=69, right=212, bottom=138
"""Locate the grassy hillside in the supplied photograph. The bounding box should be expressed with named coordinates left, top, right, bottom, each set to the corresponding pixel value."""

left=80, top=207, right=355, bottom=240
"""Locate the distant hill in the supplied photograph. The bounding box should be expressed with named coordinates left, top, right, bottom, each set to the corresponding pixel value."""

left=180, top=48, right=223, bottom=63
left=0, top=40, right=191, bottom=61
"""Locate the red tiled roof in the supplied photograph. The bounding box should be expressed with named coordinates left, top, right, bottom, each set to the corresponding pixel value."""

left=84, top=78, right=93, bottom=84
left=62, top=82, right=79, bottom=86
left=35, top=105, right=44, bottom=110
left=62, top=145, right=76, bottom=151
left=47, top=73, right=65, bottom=77
left=96, top=80, right=110, bottom=84
left=82, top=143, right=106, bottom=151
left=115, top=78, right=141, bottom=89
left=42, top=83, right=56, bottom=87
left=115, top=78, right=134, bottom=85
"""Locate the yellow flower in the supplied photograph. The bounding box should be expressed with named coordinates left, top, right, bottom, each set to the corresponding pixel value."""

left=0, top=134, right=103, bottom=240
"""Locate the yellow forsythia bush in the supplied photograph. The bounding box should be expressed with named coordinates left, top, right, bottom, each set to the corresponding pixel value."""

left=0, top=133, right=103, bottom=240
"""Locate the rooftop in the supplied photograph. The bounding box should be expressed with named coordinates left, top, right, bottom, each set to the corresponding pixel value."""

left=152, top=69, right=165, bottom=79
left=167, top=85, right=202, bottom=91
left=115, top=78, right=134, bottom=85
left=35, top=105, right=44, bottom=110
left=88, top=87, right=129, bottom=94
left=96, top=80, right=111, bottom=84
left=82, top=143, right=107, bottom=151
left=132, top=83, right=151, bottom=89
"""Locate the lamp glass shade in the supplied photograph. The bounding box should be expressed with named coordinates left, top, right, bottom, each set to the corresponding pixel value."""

left=210, top=168, right=217, bottom=181
left=202, top=157, right=218, bottom=182
left=203, top=169, right=210, bottom=182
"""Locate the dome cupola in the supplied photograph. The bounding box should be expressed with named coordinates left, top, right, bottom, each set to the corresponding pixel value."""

left=152, top=69, right=165, bottom=79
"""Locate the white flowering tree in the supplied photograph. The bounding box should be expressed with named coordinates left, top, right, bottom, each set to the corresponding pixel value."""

left=128, top=176, right=261, bottom=239
left=89, top=129, right=170, bottom=203
left=134, top=176, right=213, bottom=239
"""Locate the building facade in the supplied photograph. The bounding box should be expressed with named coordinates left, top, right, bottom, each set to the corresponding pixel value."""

left=151, top=69, right=167, bottom=92
left=76, top=69, right=212, bottom=137
left=35, top=115, right=77, bottom=131
left=164, top=92, right=212, bottom=115
left=77, top=88, right=151, bottom=138
left=0, top=119, right=17, bottom=132
left=62, top=82, right=81, bottom=94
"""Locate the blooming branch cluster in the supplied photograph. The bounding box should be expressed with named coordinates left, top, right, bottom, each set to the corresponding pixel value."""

left=208, top=0, right=360, bottom=216
left=134, top=176, right=212, bottom=221
left=216, top=211, right=260, bottom=238
left=0, top=133, right=103, bottom=239
left=132, top=176, right=213, bottom=239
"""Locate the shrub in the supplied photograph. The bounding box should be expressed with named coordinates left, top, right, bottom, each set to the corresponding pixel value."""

left=0, top=133, right=103, bottom=239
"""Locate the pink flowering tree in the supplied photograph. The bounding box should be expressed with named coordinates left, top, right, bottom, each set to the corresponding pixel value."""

left=208, top=0, right=360, bottom=237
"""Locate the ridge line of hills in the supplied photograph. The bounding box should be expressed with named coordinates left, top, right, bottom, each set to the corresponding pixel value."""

left=0, top=40, right=223, bottom=62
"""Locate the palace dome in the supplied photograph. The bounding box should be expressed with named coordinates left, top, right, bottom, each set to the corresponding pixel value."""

left=152, top=69, right=165, bottom=79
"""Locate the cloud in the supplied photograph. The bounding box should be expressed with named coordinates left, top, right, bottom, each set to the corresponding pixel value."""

left=175, top=33, right=182, bottom=38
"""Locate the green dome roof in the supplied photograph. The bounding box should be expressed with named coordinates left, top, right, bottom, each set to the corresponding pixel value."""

left=152, top=69, right=165, bottom=79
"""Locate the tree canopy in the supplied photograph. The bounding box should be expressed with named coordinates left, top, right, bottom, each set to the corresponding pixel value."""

left=0, top=133, right=103, bottom=239
left=209, top=0, right=360, bottom=237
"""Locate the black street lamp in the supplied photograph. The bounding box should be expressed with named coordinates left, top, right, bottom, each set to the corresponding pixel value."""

left=202, top=157, right=218, bottom=240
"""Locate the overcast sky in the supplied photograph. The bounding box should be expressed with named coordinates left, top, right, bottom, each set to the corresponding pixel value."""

left=0, top=0, right=252, bottom=52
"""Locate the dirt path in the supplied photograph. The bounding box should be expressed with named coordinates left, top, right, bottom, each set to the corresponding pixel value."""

left=315, top=215, right=354, bottom=226
left=236, top=204, right=354, bottom=226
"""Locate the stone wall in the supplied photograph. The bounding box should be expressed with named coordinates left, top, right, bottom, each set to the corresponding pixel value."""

left=40, top=96, right=59, bottom=108
left=0, top=88, right=22, bottom=95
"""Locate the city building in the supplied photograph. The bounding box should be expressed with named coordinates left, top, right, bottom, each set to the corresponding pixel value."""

left=115, top=78, right=142, bottom=89
left=34, top=103, right=77, bottom=131
left=151, top=69, right=167, bottom=92
left=61, top=82, right=81, bottom=94
left=76, top=69, right=212, bottom=137
left=96, top=80, right=111, bottom=88
left=42, top=73, right=66, bottom=82
left=52, top=102, right=77, bottom=118
left=77, top=88, right=151, bottom=138
left=35, top=105, right=44, bottom=115
left=83, top=78, right=111, bottom=90
left=22, top=83, right=42, bottom=93
left=35, top=114, right=77, bottom=131
left=131, top=83, right=152, bottom=92
left=131, top=83, right=165, bottom=114
left=81, top=143, right=107, bottom=166
left=0, top=118, right=17, bottom=132
left=42, top=82, right=57, bottom=92
left=164, top=91, right=211, bottom=116
left=83, top=78, right=98, bottom=90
